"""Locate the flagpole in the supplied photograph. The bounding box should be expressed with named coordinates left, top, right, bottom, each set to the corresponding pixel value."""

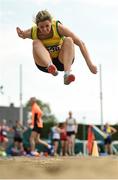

left=99, top=64, right=103, bottom=129
left=19, top=64, right=23, bottom=125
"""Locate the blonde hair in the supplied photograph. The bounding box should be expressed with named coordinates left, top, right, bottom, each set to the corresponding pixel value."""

left=35, top=10, right=52, bottom=25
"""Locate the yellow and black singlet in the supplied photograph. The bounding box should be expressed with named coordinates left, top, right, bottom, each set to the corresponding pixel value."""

left=31, top=20, right=64, bottom=58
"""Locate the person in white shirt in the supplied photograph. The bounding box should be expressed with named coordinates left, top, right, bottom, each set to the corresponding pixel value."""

left=51, top=123, right=62, bottom=156
left=65, top=111, right=77, bottom=155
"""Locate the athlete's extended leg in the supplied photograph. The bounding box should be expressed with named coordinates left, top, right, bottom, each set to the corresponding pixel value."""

left=35, top=134, right=53, bottom=155
left=33, top=40, right=58, bottom=76
left=35, top=133, right=50, bottom=148
left=58, top=37, right=75, bottom=84
left=30, top=131, right=37, bottom=152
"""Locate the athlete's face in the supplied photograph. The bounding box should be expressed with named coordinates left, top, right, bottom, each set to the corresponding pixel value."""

left=37, top=20, right=52, bottom=35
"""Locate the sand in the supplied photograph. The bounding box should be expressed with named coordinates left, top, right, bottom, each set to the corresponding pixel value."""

left=0, top=155, right=118, bottom=179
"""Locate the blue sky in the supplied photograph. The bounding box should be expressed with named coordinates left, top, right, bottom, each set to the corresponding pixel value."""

left=0, top=0, right=118, bottom=124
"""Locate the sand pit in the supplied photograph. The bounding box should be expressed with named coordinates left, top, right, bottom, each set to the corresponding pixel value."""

left=0, top=156, right=118, bottom=179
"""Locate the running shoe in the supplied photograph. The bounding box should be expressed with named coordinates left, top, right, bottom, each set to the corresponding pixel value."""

left=48, top=146, right=54, bottom=156
left=48, top=64, right=58, bottom=76
left=30, top=151, right=40, bottom=157
left=64, top=74, right=75, bottom=85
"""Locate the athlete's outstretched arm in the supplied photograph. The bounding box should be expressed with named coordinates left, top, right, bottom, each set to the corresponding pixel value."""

left=16, top=27, right=31, bottom=39
left=58, top=23, right=97, bottom=74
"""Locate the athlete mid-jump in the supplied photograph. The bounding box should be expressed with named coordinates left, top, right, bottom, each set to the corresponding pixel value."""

left=16, top=10, right=97, bottom=85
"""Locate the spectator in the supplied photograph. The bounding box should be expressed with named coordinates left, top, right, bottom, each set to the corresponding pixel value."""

left=103, top=123, right=117, bottom=154
left=12, top=120, right=25, bottom=155
left=0, top=120, right=10, bottom=151
left=51, top=122, right=61, bottom=156
left=65, top=111, right=77, bottom=155
left=59, top=122, right=68, bottom=156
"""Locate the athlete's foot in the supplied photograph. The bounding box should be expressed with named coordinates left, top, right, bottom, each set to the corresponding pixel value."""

left=48, top=64, right=58, bottom=76
left=64, top=74, right=75, bottom=85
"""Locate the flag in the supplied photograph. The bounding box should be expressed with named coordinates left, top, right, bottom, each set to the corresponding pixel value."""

left=87, top=125, right=95, bottom=155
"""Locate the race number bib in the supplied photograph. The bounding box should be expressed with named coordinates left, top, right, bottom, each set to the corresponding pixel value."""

left=47, top=45, right=60, bottom=52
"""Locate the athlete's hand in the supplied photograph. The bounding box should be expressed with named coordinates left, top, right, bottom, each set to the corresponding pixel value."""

left=16, top=27, right=26, bottom=39
left=89, top=64, right=97, bottom=74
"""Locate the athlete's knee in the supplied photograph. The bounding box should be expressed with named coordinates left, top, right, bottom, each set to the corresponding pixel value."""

left=63, top=37, right=74, bottom=45
left=32, top=39, right=42, bottom=47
